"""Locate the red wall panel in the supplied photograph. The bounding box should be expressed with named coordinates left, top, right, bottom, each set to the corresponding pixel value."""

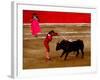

left=23, top=10, right=91, bottom=23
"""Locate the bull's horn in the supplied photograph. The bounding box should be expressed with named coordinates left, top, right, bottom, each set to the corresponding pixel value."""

left=57, top=42, right=59, bottom=44
left=57, top=40, right=61, bottom=43
left=57, top=41, right=60, bottom=44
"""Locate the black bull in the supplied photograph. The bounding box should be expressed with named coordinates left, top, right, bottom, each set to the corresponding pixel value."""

left=56, top=39, right=84, bottom=60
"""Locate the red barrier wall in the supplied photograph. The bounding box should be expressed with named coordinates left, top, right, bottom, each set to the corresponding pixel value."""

left=23, top=10, right=91, bottom=23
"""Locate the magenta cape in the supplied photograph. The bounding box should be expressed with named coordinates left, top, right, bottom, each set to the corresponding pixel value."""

left=31, top=19, right=41, bottom=36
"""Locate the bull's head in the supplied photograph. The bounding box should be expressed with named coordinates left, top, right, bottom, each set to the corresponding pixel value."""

left=56, top=42, right=61, bottom=51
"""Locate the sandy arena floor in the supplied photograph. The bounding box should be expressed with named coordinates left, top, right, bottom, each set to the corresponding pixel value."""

left=23, top=24, right=91, bottom=69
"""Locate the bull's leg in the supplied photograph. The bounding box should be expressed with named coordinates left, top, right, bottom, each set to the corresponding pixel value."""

left=64, top=53, right=68, bottom=60
left=76, top=50, right=79, bottom=57
left=60, top=51, right=65, bottom=58
left=81, top=50, right=84, bottom=58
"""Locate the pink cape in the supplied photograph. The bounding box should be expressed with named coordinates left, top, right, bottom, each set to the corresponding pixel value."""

left=31, top=19, right=41, bottom=36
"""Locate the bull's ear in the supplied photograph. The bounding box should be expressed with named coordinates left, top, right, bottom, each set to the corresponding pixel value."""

left=57, top=42, right=59, bottom=44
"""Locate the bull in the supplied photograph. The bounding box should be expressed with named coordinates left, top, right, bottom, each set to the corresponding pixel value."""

left=56, top=39, right=84, bottom=60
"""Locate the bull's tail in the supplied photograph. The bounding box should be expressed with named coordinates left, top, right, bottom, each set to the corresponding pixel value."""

left=80, top=40, right=84, bottom=50
left=78, top=39, right=84, bottom=58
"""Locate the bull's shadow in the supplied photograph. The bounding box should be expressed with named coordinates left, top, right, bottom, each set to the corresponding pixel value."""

left=56, top=39, right=84, bottom=60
